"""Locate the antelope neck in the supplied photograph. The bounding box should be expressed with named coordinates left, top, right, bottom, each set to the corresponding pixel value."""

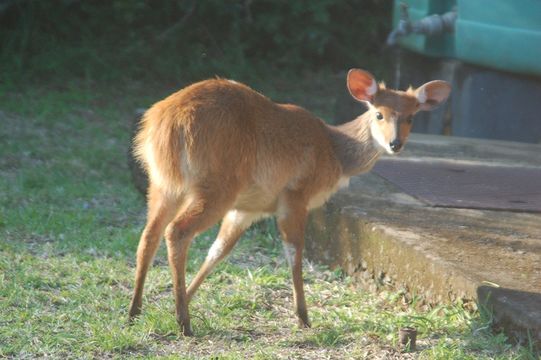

left=327, top=112, right=382, bottom=177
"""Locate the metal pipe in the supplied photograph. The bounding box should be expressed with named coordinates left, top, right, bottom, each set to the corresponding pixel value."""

left=386, top=2, right=457, bottom=47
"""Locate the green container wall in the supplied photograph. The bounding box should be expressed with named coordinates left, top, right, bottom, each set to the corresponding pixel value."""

left=392, top=0, right=456, bottom=57
left=455, top=0, right=541, bottom=76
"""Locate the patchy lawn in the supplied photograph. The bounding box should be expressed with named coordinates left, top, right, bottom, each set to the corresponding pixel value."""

left=0, top=77, right=536, bottom=359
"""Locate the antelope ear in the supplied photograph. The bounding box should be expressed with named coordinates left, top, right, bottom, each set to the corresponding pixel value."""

left=347, top=69, right=378, bottom=103
left=415, top=80, right=451, bottom=111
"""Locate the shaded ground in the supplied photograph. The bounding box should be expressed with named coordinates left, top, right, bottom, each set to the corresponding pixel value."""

left=306, top=134, right=541, bottom=348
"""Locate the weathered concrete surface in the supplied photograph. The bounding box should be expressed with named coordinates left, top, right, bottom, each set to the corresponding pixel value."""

left=305, top=134, right=541, bottom=345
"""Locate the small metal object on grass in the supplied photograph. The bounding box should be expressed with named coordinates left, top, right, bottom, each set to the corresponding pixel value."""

left=399, top=326, right=417, bottom=351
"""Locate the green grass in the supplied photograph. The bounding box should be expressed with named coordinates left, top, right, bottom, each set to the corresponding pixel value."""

left=0, top=77, right=537, bottom=359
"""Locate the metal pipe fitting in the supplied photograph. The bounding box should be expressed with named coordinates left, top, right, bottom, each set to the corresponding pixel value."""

left=386, top=2, right=457, bottom=46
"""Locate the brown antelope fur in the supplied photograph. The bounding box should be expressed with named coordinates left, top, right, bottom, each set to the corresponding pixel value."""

left=128, top=69, right=451, bottom=335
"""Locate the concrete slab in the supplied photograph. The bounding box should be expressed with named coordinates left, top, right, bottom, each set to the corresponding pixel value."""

left=305, top=134, right=541, bottom=345
left=374, top=159, right=541, bottom=213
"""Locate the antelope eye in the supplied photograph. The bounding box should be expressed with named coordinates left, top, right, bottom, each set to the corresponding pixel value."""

left=406, top=116, right=413, bottom=124
left=376, top=112, right=384, bottom=120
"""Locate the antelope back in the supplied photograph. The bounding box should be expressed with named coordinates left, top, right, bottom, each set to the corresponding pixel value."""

left=134, top=79, right=341, bottom=204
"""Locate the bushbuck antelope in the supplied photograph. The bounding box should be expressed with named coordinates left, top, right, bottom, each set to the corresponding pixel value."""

left=129, top=69, right=451, bottom=335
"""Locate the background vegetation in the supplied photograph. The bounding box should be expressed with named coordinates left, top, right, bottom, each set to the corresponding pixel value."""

left=1, top=0, right=392, bottom=84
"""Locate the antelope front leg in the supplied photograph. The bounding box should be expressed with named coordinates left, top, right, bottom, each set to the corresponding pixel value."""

left=282, top=240, right=310, bottom=327
left=277, top=195, right=311, bottom=328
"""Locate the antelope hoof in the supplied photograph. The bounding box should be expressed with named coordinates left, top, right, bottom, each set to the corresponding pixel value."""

left=177, top=316, right=193, bottom=336
left=182, top=324, right=194, bottom=337
left=128, top=306, right=141, bottom=324
left=298, top=315, right=311, bottom=328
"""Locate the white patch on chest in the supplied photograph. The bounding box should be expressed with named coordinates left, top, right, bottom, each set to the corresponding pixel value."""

left=307, top=177, right=350, bottom=210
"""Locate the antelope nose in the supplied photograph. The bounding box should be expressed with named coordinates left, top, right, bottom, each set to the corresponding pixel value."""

left=390, top=139, right=402, bottom=152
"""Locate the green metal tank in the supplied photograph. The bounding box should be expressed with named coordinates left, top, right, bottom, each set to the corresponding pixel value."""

left=455, top=0, right=541, bottom=76
left=392, top=0, right=541, bottom=76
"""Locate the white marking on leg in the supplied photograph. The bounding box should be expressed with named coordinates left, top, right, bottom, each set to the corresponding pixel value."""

left=283, top=242, right=297, bottom=268
left=205, top=210, right=258, bottom=264
left=206, top=238, right=225, bottom=262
